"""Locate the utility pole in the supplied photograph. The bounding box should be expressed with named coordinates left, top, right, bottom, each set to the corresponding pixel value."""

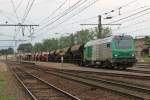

left=98, top=15, right=102, bottom=39
left=80, top=15, right=121, bottom=39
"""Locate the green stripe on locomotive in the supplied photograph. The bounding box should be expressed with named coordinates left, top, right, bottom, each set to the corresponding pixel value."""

left=111, top=37, right=135, bottom=58
left=84, top=46, right=93, bottom=61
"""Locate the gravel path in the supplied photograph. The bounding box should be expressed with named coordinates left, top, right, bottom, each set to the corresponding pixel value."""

left=0, top=62, right=31, bottom=100
left=22, top=66, right=138, bottom=100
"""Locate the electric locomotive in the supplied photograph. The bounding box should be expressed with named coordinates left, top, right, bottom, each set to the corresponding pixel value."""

left=83, top=35, right=136, bottom=69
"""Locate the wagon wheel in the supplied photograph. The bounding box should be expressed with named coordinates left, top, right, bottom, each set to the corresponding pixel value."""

left=122, top=65, right=127, bottom=70
left=104, top=60, right=111, bottom=69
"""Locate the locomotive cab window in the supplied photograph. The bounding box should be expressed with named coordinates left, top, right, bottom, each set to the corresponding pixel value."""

left=114, top=36, right=132, bottom=49
left=107, top=43, right=110, bottom=48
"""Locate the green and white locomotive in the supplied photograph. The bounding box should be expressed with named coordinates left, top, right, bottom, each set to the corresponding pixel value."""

left=83, top=35, right=136, bottom=69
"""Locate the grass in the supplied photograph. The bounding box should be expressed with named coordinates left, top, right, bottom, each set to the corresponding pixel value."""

left=0, top=73, right=6, bottom=93
left=0, top=73, right=13, bottom=100
left=0, top=96, right=13, bottom=100
left=143, top=55, right=150, bottom=62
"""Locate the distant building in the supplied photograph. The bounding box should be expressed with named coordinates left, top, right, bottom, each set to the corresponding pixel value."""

left=134, top=36, right=150, bottom=61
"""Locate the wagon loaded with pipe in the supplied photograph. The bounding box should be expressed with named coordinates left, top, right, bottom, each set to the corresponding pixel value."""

left=70, top=44, right=84, bottom=65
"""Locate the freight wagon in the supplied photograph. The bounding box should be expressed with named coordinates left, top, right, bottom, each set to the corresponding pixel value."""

left=21, top=35, right=136, bottom=69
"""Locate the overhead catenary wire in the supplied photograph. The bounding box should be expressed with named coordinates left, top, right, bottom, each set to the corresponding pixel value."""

left=114, top=11, right=150, bottom=31
left=38, top=0, right=139, bottom=30
left=65, top=16, right=97, bottom=25
left=107, top=7, right=150, bottom=24
left=16, top=0, right=25, bottom=12
left=113, top=5, right=150, bottom=24
left=11, top=0, right=32, bottom=40
left=35, top=16, right=97, bottom=36
left=16, top=0, right=148, bottom=43
left=113, top=21, right=150, bottom=33
left=22, top=0, right=31, bottom=22
left=20, top=0, right=35, bottom=38
left=0, top=0, right=36, bottom=48
left=37, top=0, right=139, bottom=34
left=36, top=0, right=88, bottom=32
left=122, top=4, right=150, bottom=15
left=39, top=0, right=68, bottom=24
left=22, top=0, right=35, bottom=23
left=104, top=0, right=139, bottom=15
left=113, top=18, right=150, bottom=31
left=40, top=0, right=86, bottom=26
left=125, top=25, right=150, bottom=33
left=35, top=0, right=100, bottom=37
left=0, top=13, right=16, bottom=23
left=43, top=0, right=87, bottom=27
left=109, top=10, right=150, bottom=32
left=10, top=0, right=23, bottom=49
left=47, top=0, right=100, bottom=30
left=10, top=0, right=20, bottom=22
left=9, top=0, right=35, bottom=46
left=104, top=4, right=150, bottom=21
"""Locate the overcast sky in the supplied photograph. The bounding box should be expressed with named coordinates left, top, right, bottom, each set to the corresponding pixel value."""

left=0, top=0, right=150, bottom=49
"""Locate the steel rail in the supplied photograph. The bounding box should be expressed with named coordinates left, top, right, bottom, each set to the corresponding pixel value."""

left=12, top=69, right=37, bottom=100
left=10, top=62, right=150, bottom=99
left=49, top=67, right=150, bottom=80
left=44, top=68, right=150, bottom=89
left=13, top=67, right=80, bottom=100
left=46, top=70, right=150, bottom=100
left=127, top=69, right=150, bottom=74
left=23, top=70, right=81, bottom=100
left=59, top=71, right=150, bottom=91
left=25, top=66, right=150, bottom=100
left=17, top=61, right=150, bottom=80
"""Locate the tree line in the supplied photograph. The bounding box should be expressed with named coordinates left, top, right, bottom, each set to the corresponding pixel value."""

left=17, top=27, right=112, bottom=53
left=0, top=48, right=14, bottom=55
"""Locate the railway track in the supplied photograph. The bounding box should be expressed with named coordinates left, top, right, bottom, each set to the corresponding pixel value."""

left=21, top=64, right=150, bottom=100
left=13, top=61, right=150, bottom=81
left=12, top=67, right=80, bottom=100
left=135, top=63, right=150, bottom=68
left=47, top=68, right=150, bottom=87
left=127, top=69, right=150, bottom=74
left=41, top=67, right=150, bottom=80
left=18, top=61, right=150, bottom=75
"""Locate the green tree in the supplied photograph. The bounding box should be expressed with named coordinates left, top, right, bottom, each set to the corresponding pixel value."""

left=31, top=27, right=112, bottom=52
left=72, top=27, right=112, bottom=44
left=17, top=43, right=33, bottom=53
left=101, top=27, right=112, bottom=38
left=59, top=36, right=74, bottom=48
left=42, top=38, right=59, bottom=51
left=144, top=36, right=150, bottom=46
left=95, top=27, right=112, bottom=39
left=7, top=48, right=14, bottom=54
left=33, top=43, right=43, bottom=52
left=0, top=48, right=14, bottom=55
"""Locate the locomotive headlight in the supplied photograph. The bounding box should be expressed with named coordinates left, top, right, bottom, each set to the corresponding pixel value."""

left=132, top=54, right=135, bottom=57
left=115, top=54, right=118, bottom=57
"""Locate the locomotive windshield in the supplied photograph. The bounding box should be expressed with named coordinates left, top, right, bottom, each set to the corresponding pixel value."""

left=114, top=36, right=132, bottom=49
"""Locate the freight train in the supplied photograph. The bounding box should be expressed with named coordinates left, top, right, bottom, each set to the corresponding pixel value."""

left=21, top=35, right=136, bottom=69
